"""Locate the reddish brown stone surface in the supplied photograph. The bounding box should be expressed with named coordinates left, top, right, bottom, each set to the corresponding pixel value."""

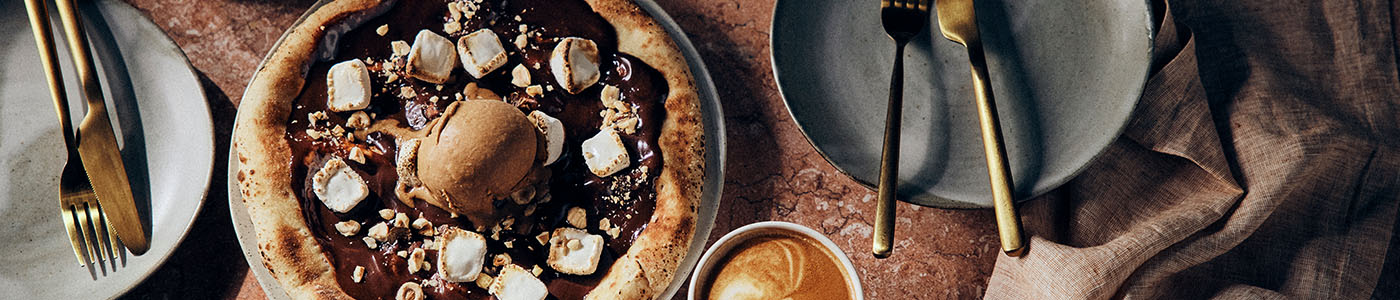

left=116, top=0, right=1000, bottom=299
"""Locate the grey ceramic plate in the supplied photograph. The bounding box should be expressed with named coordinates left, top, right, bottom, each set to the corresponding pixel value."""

left=773, top=0, right=1153, bottom=208
left=228, top=0, right=725, bottom=299
left=0, top=0, right=213, bottom=298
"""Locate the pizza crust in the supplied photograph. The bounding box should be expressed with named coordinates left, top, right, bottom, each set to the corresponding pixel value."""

left=582, top=0, right=705, bottom=299
left=234, top=0, right=705, bottom=299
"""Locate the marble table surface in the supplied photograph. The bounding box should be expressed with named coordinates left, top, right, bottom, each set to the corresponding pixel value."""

left=115, top=0, right=1001, bottom=299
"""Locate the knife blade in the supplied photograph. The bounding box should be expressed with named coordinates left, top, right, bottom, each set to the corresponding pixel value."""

left=54, top=0, right=149, bottom=255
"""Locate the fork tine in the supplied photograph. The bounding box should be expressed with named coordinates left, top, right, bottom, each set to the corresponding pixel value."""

left=62, top=205, right=91, bottom=266
left=92, top=206, right=119, bottom=270
left=81, top=203, right=108, bottom=274
left=107, top=218, right=126, bottom=267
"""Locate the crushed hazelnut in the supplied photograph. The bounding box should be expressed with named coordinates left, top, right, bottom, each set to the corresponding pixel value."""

left=363, top=236, right=379, bottom=249
left=369, top=223, right=390, bottom=241
left=395, top=282, right=424, bottom=300
left=352, top=266, right=365, bottom=283
left=535, top=231, right=551, bottom=245
left=510, top=64, right=531, bottom=87
left=348, top=147, right=367, bottom=164
left=408, top=248, right=426, bottom=273
left=379, top=209, right=396, bottom=220
left=532, top=265, right=544, bottom=276
left=376, top=25, right=389, bottom=36
left=391, top=40, right=411, bottom=57
left=394, top=213, right=411, bottom=228
left=412, top=217, right=431, bottom=230
left=525, top=85, right=544, bottom=97
left=346, top=111, right=371, bottom=129
left=493, top=253, right=512, bottom=266
left=475, top=274, right=494, bottom=289
left=335, top=220, right=361, bottom=236
left=566, top=207, right=587, bottom=229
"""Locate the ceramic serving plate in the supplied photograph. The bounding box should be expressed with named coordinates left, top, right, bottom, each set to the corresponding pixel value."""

left=0, top=0, right=213, bottom=298
left=228, top=0, right=726, bottom=299
left=773, top=0, right=1153, bottom=208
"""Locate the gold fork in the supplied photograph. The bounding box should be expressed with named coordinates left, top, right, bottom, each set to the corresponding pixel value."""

left=25, top=0, right=126, bottom=271
left=934, top=0, right=1025, bottom=256
left=873, top=0, right=929, bottom=258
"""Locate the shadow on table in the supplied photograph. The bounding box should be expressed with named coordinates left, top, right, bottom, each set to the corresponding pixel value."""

left=118, top=71, right=246, bottom=299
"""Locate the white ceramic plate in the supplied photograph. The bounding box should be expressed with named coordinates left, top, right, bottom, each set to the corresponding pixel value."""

left=228, top=0, right=724, bottom=299
left=773, top=0, right=1153, bottom=208
left=0, top=0, right=213, bottom=298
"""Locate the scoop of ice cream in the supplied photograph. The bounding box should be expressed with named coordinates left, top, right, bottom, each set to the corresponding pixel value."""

left=417, top=100, right=540, bottom=223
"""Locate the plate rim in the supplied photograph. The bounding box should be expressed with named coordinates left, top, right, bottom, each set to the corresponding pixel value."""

left=100, top=0, right=217, bottom=296
left=227, top=0, right=726, bottom=298
left=768, top=0, right=1155, bottom=209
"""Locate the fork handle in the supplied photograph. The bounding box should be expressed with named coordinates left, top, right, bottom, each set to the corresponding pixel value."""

left=966, top=44, right=1025, bottom=256
left=24, top=0, right=77, bottom=152
left=873, top=40, right=908, bottom=259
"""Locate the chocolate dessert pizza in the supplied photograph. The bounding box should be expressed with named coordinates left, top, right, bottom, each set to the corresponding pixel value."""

left=232, top=0, right=705, bottom=299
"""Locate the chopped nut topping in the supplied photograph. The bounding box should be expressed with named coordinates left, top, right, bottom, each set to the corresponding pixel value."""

left=309, top=111, right=329, bottom=123
left=475, top=274, right=494, bottom=289
left=444, top=21, right=462, bottom=34
left=535, top=231, right=551, bottom=245
left=514, top=34, right=528, bottom=49
left=348, top=147, right=367, bottom=164
left=412, top=217, right=431, bottom=230
left=598, top=218, right=611, bottom=231
left=335, top=220, right=361, bottom=236
left=363, top=236, right=379, bottom=249
left=566, top=207, right=588, bottom=229
left=395, top=282, right=424, bottom=300
left=369, top=222, right=390, bottom=241
left=398, top=86, right=417, bottom=99
left=391, top=40, right=411, bottom=57
left=346, top=111, right=371, bottom=129
left=493, top=253, right=512, bottom=267
left=510, top=64, right=531, bottom=87
left=408, top=248, right=426, bottom=273
left=394, top=212, right=411, bottom=228
left=305, top=129, right=325, bottom=140
left=532, top=265, right=544, bottom=276
left=379, top=209, right=396, bottom=220
left=376, top=25, right=389, bottom=36
left=525, top=85, right=544, bottom=97
left=352, top=266, right=365, bottom=283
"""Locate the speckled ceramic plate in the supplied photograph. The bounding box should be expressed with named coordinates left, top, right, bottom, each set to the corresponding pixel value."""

left=228, top=0, right=725, bottom=299
left=0, top=0, right=213, bottom=298
left=773, top=0, right=1153, bottom=208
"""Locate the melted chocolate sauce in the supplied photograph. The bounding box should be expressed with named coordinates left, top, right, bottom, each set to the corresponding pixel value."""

left=283, top=0, right=668, bottom=299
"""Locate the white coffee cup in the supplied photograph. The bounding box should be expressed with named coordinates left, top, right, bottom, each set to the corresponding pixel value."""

left=688, top=221, right=864, bottom=300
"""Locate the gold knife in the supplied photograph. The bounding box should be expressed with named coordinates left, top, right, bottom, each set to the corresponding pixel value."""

left=53, top=0, right=149, bottom=255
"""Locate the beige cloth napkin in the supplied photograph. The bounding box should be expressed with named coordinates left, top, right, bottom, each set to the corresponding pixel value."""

left=983, top=0, right=1400, bottom=298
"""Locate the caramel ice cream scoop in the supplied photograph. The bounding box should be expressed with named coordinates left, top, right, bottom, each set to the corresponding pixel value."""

left=417, top=100, right=541, bottom=223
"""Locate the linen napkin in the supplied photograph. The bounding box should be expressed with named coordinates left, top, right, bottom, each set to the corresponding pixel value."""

left=983, top=0, right=1400, bottom=298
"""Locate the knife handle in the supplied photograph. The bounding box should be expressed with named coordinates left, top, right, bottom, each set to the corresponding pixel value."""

left=966, top=44, right=1025, bottom=256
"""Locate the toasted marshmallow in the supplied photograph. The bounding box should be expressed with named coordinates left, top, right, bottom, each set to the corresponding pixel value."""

left=407, top=30, right=458, bottom=84
left=526, top=111, right=565, bottom=165
left=489, top=264, right=548, bottom=300
left=546, top=228, right=604, bottom=275
left=581, top=128, right=630, bottom=177
left=549, top=37, right=601, bottom=94
left=312, top=157, right=368, bottom=213
left=326, top=59, right=372, bottom=112
left=437, top=227, right=487, bottom=282
left=457, top=29, right=508, bottom=79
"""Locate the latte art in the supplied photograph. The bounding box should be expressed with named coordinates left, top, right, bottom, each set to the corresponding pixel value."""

left=703, top=234, right=853, bottom=300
